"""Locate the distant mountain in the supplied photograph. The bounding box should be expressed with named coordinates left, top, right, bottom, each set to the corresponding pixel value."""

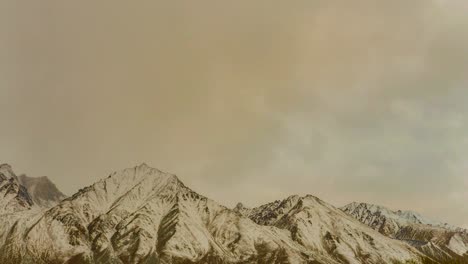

left=0, top=164, right=66, bottom=211
left=341, top=202, right=462, bottom=235
left=236, top=195, right=425, bottom=264
left=341, top=202, right=468, bottom=263
left=17, top=174, right=66, bottom=208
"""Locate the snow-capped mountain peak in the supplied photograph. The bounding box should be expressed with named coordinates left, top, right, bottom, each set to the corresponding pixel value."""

left=341, top=202, right=459, bottom=231
left=243, top=195, right=424, bottom=263
left=0, top=164, right=66, bottom=214
left=0, top=164, right=34, bottom=214
left=0, top=163, right=16, bottom=180
left=1, top=164, right=464, bottom=263
left=7, top=165, right=327, bottom=263
left=341, top=202, right=468, bottom=262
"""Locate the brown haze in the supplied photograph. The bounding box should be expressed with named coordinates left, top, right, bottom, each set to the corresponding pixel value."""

left=1, top=1, right=467, bottom=228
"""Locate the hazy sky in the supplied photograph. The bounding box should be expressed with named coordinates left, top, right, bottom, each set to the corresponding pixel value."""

left=1, top=1, right=467, bottom=228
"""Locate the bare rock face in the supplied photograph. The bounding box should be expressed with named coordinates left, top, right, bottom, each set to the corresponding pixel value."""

left=17, top=174, right=67, bottom=208
left=341, top=202, right=468, bottom=263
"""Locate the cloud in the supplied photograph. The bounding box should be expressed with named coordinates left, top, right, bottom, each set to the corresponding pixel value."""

left=0, top=0, right=467, bottom=227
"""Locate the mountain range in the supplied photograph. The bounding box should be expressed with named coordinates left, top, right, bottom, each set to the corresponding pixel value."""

left=0, top=163, right=466, bottom=264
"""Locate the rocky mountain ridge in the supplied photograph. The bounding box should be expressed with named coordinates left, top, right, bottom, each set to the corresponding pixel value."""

left=0, top=163, right=465, bottom=263
left=0, top=164, right=34, bottom=214
left=0, top=163, right=66, bottom=213
left=341, top=202, right=468, bottom=263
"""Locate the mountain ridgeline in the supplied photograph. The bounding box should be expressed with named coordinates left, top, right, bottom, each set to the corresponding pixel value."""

left=0, top=163, right=466, bottom=264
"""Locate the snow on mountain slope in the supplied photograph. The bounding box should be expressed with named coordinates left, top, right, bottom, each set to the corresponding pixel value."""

left=243, top=195, right=425, bottom=264
left=0, top=164, right=46, bottom=260
left=0, top=164, right=441, bottom=263
left=341, top=202, right=468, bottom=262
left=2, top=164, right=331, bottom=264
left=0, top=164, right=16, bottom=179
left=0, top=164, right=34, bottom=214
left=341, top=202, right=461, bottom=234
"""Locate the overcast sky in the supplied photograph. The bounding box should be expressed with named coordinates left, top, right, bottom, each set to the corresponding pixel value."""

left=1, top=1, right=467, bottom=228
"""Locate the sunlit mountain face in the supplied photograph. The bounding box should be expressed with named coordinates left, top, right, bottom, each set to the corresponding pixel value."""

left=0, top=164, right=466, bottom=263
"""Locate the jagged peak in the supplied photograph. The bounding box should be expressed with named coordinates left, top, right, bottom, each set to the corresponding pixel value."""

left=69, top=164, right=187, bottom=206
left=342, top=202, right=413, bottom=219
left=343, top=201, right=360, bottom=207
left=342, top=201, right=392, bottom=212
left=235, top=202, right=247, bottom=210
left=129, top=163, right=179, bottom=179
left=0, top=163, right=16, bottom=179
left=342, top=201, right=462, bottom=231
left=343, top=201, right=376, bottom=207
left=0, top=163, right=12, bottom=169
left=253, top=194, right=322, bottom=212
left=108, top=163, right=180, bottom=183
left=285, top=194, right=301, bottom=201
left=133, top=162, right=153, bottom=172
left=137, top=162, right=149, bottom=168
left=343, top=202, right=419, bottom=217
left=302, top=194, right=322, bottom=201
left=282, top=194, right=325, bottom=205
